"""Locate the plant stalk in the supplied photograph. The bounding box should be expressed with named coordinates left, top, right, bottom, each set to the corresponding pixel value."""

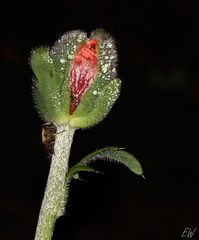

left=34, top=124, right=75, bottom=240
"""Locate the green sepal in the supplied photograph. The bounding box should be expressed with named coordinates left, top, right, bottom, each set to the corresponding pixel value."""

left=69, top=78, right=121, bottom=128
left=31, top=47, right=68, bottom=123
left=68, top=29, right=119, bottom=127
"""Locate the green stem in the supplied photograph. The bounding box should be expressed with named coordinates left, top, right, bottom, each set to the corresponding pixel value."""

left=34, top=124, right=75, bottom=240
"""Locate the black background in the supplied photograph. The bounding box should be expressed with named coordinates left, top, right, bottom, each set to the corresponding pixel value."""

left=0, top=1, right=199, bottom=239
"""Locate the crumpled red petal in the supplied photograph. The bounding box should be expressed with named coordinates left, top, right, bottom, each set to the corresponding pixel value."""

left=69, top=39, right=98, bottom=114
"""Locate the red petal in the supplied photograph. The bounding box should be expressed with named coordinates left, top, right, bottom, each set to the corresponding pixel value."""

left=69, top=39, right=98, bottom=114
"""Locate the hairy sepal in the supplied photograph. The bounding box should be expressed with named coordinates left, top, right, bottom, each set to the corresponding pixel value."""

left=69, top=78, right=121, bottom=128
left=31, top=48, right=67, bottom=123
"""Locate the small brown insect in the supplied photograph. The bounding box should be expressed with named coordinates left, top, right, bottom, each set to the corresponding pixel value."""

left=42, top=122, right=57, bottom=156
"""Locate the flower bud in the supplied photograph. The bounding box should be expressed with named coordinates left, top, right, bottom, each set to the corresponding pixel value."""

left=31, top=29, right=121, bottom=128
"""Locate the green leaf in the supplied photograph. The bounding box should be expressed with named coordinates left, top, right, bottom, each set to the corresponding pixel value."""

left=74, top=146, right=143, bottom=176
left=58, top=165, right=97, bottom=217
left=66, top=165, right=97, bottom=181
left=60, top=147, right=143, bottom=216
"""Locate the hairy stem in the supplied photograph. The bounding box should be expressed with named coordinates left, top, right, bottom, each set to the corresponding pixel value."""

left=34, top=124, right=75, bottom=240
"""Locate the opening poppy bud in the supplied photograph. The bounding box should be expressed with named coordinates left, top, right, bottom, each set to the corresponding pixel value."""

left=31, top=29, right=121, bottom=128
left=69, top=39, right=98, bottom=114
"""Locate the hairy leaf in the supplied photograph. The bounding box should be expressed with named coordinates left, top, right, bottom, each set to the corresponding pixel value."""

left=74, top=146, right=143, bottom=176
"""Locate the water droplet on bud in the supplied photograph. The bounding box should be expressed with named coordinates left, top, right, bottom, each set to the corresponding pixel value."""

left=60, top=58, right=66, bottom=64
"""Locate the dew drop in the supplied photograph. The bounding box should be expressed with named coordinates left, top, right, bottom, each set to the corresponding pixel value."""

left=93, top=90, right=98, bottom=95
left=60, top=58, right=66, bottom=64
left=107, top=42, right=113, bottom=48
left=68, top=54, right=73, bottom=60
